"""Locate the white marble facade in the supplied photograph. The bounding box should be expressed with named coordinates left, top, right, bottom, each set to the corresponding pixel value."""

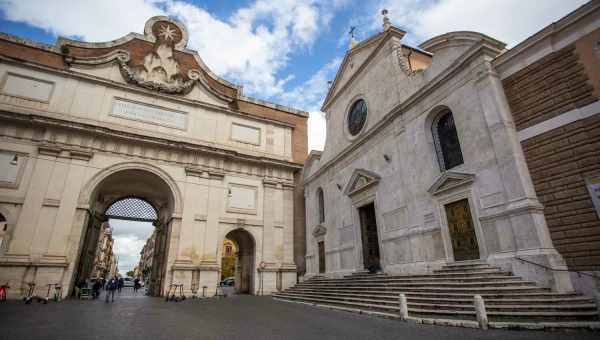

left=303, top=24, right=574, bottom=292
left=0, top=17, right=302, bottom=298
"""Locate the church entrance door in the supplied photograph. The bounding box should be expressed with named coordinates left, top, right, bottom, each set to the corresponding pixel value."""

left=318, top=241, right=325, bottom=274
left=359, top=203, right=381, bottom=272
left=445, top=199, right=479, bottom=261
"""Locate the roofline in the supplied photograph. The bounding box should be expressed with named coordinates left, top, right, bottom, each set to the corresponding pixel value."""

left=419, top=31, right=506, bottom=52
left=0, top=18, right=309, bottom=119
left=321, top=26, right=430, bottom=112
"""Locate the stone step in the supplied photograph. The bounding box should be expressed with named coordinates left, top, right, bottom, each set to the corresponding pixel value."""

left=296, top=275, right=522, bottom=284
left=273, top=294, right=599, bottom=321
left=281, top=290, right=594, bottom=305
left=295, top=280, right=539, bottom=289
left=276, top=292, right=597, bottom=312
left=283, top=264, right=599, bottom=327
left=440, top=264, right=494, bottom=271
left=288, top=289, right=576, bottom=299
left=434, top=267, right=501, bottom=274
left=289, top=285, right=550, bottom=294
left=444, top=260, right=488, bottom=267
left=336, top=270, right=514, bottom=280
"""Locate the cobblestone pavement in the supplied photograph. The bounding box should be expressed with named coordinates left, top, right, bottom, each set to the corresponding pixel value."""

left=0, top=291, right=598, bottom=340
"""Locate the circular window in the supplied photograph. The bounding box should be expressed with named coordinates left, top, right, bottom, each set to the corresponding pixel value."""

left=347, top=99, right=367, bottom=136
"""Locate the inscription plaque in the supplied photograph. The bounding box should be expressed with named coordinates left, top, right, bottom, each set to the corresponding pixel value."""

left=111, top=98, right=187, bottom=129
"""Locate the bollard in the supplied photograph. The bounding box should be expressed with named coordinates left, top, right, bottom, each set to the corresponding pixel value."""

left=399, top=293, right=408, bottom=321
left=474, top=295, right=488, bottom=330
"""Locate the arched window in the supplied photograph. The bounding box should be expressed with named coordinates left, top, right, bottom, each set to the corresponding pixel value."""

left=317, top=188, right=325, bottom=224
left=432, top=109, right=464, bottom=170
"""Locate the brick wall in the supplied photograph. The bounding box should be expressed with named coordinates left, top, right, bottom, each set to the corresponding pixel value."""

left=521, top=114, right=600, bottom=271
left=503, top=44, right=597, bottom=131
left=503, top=29, right=600, bottom=271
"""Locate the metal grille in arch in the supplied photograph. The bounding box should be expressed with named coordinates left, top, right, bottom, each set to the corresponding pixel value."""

left=105, top=197, right=158, bottom=221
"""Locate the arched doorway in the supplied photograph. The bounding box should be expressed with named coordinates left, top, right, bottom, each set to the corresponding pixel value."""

left=223, top=229, right=255, bottom=294
left=73, top=168, right=177, bottom=297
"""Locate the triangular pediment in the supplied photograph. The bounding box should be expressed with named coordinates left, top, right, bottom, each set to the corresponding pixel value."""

left=325, top=33, right=386, bottom=106
left=344, top=169, right=381, bottom=196
left=428, top=171, right=475, bottom=195
left=312, top=225, right=327, bottom=237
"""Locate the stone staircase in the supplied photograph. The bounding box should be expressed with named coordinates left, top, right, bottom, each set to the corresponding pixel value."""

left=273, top=261, right=600, bottom=330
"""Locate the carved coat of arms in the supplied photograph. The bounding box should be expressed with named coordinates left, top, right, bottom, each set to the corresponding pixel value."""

left=117, top=21, right=201, bottom=94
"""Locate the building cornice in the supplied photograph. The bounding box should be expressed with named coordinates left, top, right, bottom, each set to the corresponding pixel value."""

left=0, top=55, right=298, bottom=130
left=0, top=109, right=303, bottom=171
left=0, top=22, right=308, bottom=118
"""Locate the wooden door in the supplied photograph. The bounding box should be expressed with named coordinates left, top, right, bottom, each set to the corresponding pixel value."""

left=445, top=199, right=479, bottom=261
left=318, top=241, right=325, bottom=273
left=359, top=203, right=381, bottom=271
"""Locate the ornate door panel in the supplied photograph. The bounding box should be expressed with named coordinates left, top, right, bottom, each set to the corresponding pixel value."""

left=445, top=199, right=479, bottom=261
left=359, top=203, right=381, bottom=271
left=318, top=241, right=325, bottom=274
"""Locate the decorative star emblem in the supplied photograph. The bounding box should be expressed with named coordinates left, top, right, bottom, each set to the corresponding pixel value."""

left=158, top=24, right=177, bottom=41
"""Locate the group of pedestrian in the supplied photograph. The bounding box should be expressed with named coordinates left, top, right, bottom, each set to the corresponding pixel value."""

left=77, top=276, right=144, bottom=302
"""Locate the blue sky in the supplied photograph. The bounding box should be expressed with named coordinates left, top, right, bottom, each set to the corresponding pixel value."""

left=0, top=0, right=588, bottom=152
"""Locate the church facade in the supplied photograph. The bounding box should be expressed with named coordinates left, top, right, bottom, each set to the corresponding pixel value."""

left=0, top=16, right=307, bottom=298
left=303, top=3, right=600, bottom=294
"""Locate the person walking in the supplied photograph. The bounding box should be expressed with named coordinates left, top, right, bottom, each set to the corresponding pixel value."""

left=105, top=277, right=117, bottom=303
left=133, top=277, right=140, bottom=294
left=92, top=280, right=102, bottom=299
left=117, top=276, right=124, bottom=294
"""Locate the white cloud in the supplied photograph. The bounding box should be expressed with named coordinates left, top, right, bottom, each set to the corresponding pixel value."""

left=280, top=57, right=341, bottom=151
left=109, top=219, right=154, bottom=274
left=0, top=0, right=341, bottom=98
left=372, top=0, right=589, bottom=47
left=0, top=0, right=162, bottom=42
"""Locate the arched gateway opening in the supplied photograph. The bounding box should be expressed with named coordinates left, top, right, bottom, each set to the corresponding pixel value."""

left=222, top=229, right=255, bottom=294
left=73, top=167, right=178, bottom=297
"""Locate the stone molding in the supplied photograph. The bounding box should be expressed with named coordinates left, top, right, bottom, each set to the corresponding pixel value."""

left=185, top=166, right=225, bottom=180
left=344, top=168, right=381, bottom=196
left=263, top=178, right=295, bottom=189
left=478, top=202, right=545, bottom=222
left=0, top=110, right=300, bottom=174
left=218, top=217, right=263, bottom=227
left=427, top=171, right=476, bottom=196
left=0, top=56, right=299, bottom=131
left=38, top=144, right=94, bottom=161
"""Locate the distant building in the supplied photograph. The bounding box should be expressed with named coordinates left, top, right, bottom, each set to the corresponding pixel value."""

left=90, top=225, right=115, bottom=279
left=137, top=230, right=156, bottom=284
left=220, top=239, right=238, bottom=279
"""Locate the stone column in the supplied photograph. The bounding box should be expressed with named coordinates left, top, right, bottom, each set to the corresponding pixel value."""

left=281, top=182, right=298, bottom=290
left=199, top=171, right=224, bottom=296
left=262, top=179, right=277, bottom=265
left=7, top=148, right=57, bottom=255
